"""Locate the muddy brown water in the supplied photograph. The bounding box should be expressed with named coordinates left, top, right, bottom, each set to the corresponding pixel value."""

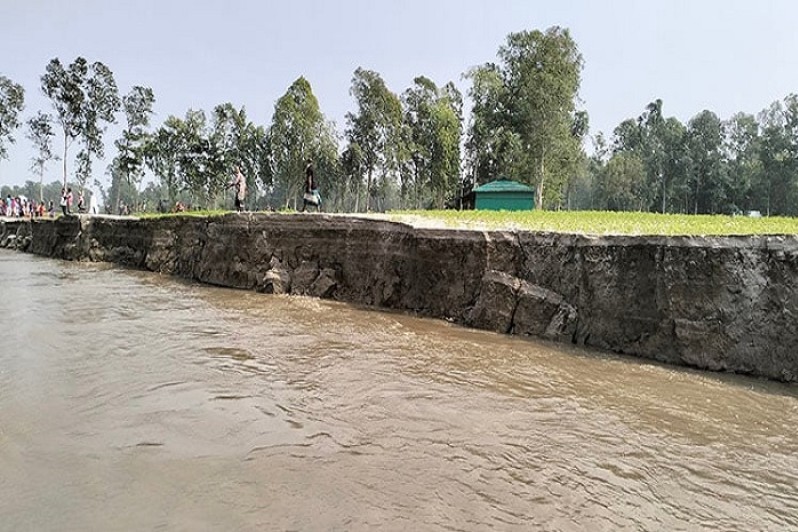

left=1, top=250, right=797, bottom=531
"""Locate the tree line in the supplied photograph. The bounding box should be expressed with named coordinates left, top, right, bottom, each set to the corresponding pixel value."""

left=2, top=26, right=798, bottom=215
left=569, top=96, right=798, bottom=216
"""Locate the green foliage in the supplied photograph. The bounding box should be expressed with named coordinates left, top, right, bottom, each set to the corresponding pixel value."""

left=580, top=94, right=798, bottom=217
left=595, top=152, right=646, bottom=211
left=144, top=115, right=182, bottom=205
left=464, top=64, right=515, bottom=188
left=345, top=68, right=403, bottom=211
left=110, top=85, right=155, bottom=212
left=685, top=110, right=726, bottom=214
left=465, top=27, right=585, bottom=210
left=267, top=77, right=340, bottom=210
left=175, top=109, right=213, bottom=206
left=25, top=112, right=59, bottom=201
left=401, top=77, right=463, bottom=209
left=0, top=75, right=25, bottom=161
left=5, top=32, right=798, bottom=220
left=41, top=57, right=121, bottom=188
left=212, top=104, right=269, bottom=208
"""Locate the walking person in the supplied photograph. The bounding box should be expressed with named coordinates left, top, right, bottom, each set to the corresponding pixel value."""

left=59, top=188, right=68, bottom=215
left=301, top=159, right=321, bottom=212
left=65, top=188, right=73, bottom=215
left=227, top=166, right=247, bottom=212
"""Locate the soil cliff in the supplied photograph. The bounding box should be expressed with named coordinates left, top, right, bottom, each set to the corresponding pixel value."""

left=3, top=214, right=797, bottom=382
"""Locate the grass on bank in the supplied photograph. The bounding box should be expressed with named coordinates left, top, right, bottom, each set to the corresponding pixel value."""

left=118, top=208, right=798, bottom=236
left=384, top=210, right=798, bottom=236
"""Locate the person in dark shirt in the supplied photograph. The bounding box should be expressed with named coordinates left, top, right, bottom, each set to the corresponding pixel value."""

left=301, top=159, right=321, bottom=212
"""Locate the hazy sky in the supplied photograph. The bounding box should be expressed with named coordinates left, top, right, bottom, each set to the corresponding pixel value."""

left=2, top=0, right=797, bottom=188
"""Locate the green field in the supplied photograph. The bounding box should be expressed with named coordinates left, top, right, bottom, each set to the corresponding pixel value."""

left=134, top=209, right=798, bottom=236
left=384, top=210, right=798, bottom=236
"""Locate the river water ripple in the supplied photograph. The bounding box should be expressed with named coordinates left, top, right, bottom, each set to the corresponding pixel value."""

left=1, top=250, right=797, bottom=531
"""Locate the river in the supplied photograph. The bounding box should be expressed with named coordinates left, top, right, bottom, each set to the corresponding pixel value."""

left=1, top=250, right=797, bottom=531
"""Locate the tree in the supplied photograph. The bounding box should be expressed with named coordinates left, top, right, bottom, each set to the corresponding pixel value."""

left=724, top=112, right=761, bottom=214
left=575, top=132, right=610, bottom=210
left=113, top=85, right=155, bottom=212
left=41, top=57, right=121, bottom=189
left=402, top=77, right=463, bottom=208
left=660, top=116, right=690, bottom=213
left=144, top=117, right=183, bottom=206
left=209, top=103, right=270, bottom=209
left=241, top=122, right=274, bottom=208
left=0, top=75, right=25, bottom=162
left=177, top=109, right=213, bottom=207
left=686, top=110, right=727, bottom=214
left=638, top=99, right=666, bottom=212
left=498, top=27, right=584, bottom=209
left=464, top=64, right=519, bottom=190
left=339, top=142, right=365, bottom=212
left=755, top=97, right=798, bottom=216
left=596, top=152, right=646, bottom=211
left=610, top=101, right=690, bottom=213
left=267, top=77, right=339, bottom=209
left=235, top=119, right=269, bottom=208
left=41, top=58, right=83, bottom=187
left=345, top=68, right=403, bottom=212
left=26, top=112, right=59, bottom=202
left=464, top=28, right=585, bottom=209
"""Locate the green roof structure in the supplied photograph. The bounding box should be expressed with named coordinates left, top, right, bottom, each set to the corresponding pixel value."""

left=473, top=179, right=535, bottom=211
left=473, top=179, right=534, bottom=193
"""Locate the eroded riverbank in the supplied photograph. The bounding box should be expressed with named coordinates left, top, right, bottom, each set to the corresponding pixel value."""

left=2, top=213, right=798, bottom=382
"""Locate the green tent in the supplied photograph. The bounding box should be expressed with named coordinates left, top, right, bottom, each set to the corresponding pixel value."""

left=473, top=179, right=535, bottom=211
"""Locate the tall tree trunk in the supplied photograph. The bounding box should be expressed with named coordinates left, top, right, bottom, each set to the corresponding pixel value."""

left=536, top=152, right=546, bottom=210
left=114, top=172, right=124, bottom=216
left=63, top=136, right=68, bottom=188
left=767, top=181, right=771, bottom=217
left=414, top=163, right=421, bottom=209
left=694, top=174, right=699, bottom=215
left=365, top=167, right=373, bottom=212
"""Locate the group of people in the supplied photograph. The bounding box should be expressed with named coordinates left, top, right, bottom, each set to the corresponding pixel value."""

left=226, top=159, right=322, bottom=212
left=59, top=187, right=73, bottom=215
left=4, top=163, right=320, bottom=218
left=1, top=189, right=85, bottom=218
left=1, top=195, right=54, bottom=218
left=57, top=187, right=89, bottom=215
left=0, top=188, right=92, bottom=219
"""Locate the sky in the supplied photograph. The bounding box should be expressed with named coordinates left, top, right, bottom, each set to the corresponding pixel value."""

left=1, top=0, right=797, bottom=189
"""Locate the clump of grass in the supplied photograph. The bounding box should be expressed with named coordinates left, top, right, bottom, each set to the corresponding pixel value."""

left=385, top=210, right=798, bottom=236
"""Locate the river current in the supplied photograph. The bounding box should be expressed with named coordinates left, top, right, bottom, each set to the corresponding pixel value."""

left=1, top=250, right=797, bottom=531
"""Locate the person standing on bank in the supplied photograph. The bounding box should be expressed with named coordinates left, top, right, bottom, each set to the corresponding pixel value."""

left=65, top=187, right=73, bottom=215
left=301, top=159, right=321, bottom=212
left=228, top=165, right=247, bottom=212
